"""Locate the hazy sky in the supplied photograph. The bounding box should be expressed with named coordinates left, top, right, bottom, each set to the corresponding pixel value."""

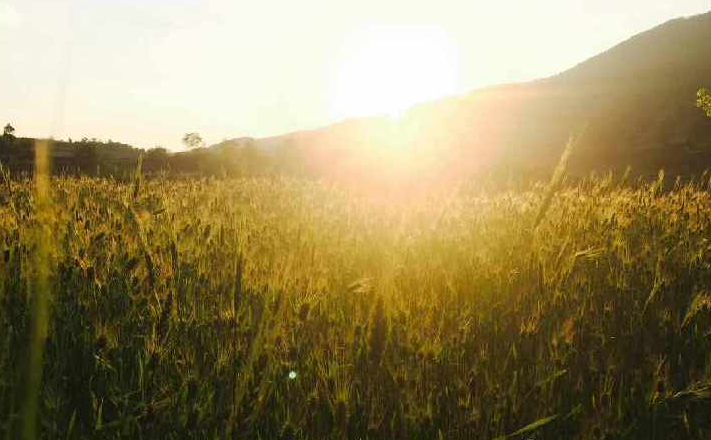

left=1, top=1, right=709, bottom=150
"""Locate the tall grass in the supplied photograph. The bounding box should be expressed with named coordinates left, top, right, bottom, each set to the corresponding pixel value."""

left=1, top=170, right=711, bottom=439
left=17, top=140, right=53, bottom=440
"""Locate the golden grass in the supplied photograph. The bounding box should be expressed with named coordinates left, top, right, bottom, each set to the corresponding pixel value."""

left=1, top=170, right=711, bottom=439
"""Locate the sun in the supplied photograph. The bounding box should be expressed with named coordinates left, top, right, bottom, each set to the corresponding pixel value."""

left=330, top=25, right=461, bottom=118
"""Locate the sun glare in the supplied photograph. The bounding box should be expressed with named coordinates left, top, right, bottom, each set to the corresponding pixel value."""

left=330, top=26, right=461, bottom=118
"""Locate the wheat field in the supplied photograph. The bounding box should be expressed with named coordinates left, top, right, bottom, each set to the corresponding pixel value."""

left=2, top=170, right=711, bottom=439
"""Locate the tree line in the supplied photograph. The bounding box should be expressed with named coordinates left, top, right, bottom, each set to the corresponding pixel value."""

left=0, top=128, right=300, bottom=179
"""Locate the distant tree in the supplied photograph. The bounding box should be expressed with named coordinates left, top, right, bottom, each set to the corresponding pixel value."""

left=3, top=123, right=15, bottom=138
left=1, top=123, right=16, bottom=152
left=145, top=147, right=170, bottom=171
left=699, top=88, right=711, bottom=117
left=182, top=132, right=204, bottom=149
left=75, top=143, right=98, bottom=174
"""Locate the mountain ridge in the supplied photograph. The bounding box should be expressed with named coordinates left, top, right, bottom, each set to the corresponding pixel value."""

left=213, top=10, right=711, bottom=180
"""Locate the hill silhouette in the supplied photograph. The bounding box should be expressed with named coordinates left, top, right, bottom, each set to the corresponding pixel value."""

left=2, top=11, right=711, bottom=182
left=215, top=10, right=711, bottom=182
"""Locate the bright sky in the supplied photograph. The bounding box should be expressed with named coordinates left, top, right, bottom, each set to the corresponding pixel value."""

left=1, top=0, right=709, bottom=150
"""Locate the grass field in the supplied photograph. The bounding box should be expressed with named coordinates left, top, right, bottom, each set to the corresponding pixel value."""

left=2, top=170, right=711, bottom=439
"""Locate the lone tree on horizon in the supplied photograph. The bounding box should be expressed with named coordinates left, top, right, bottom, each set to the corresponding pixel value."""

left=3, top=123, right=15, bottom=138
left=182, top=132, right=204, bottom=149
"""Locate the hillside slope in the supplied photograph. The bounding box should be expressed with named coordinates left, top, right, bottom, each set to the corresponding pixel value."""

left=218, top=11, right=711, bottom=181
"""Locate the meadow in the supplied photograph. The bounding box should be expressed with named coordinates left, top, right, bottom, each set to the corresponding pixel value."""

left=2, top=168, right=711, bottom=439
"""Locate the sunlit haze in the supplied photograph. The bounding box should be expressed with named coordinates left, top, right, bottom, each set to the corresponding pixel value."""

left=331, top=25, right=460, bottom=118
left=1, top=0, right=709, bottom=150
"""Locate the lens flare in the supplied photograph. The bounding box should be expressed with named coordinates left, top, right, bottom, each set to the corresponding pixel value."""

left=330, top=25, right=460, bottom=118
